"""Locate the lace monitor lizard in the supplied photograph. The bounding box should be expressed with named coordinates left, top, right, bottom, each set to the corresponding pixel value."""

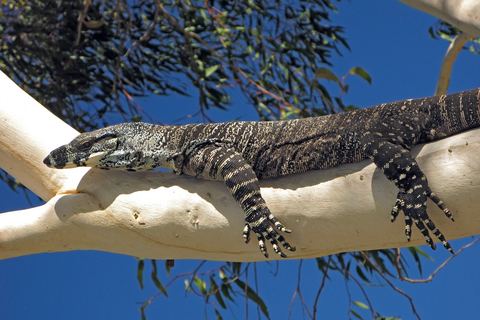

left=43, top=89, right=480, bottom=258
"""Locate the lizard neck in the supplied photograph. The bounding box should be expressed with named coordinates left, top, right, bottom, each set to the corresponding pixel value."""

left=143, top=125, right=185, bottom=169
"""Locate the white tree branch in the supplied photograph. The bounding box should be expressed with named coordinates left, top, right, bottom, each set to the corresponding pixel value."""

left=435, top=33, right=472, bottom=95
left=400, top=0, right=480, bottom=36
left=1, top=71, right=479, bottom=261
left=0, top=72, right=85, bottom=201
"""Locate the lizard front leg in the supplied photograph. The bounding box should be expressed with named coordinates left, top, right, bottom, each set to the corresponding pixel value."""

left=176, top=143, right=296, bottom=258
left=361, top=133, right=454, bottom=253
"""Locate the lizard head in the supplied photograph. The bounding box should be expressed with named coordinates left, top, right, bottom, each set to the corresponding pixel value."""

left=43, top=123, right=158, bottom=170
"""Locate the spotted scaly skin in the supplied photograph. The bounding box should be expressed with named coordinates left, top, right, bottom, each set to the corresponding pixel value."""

left=44, top=89, right=480, bottom=257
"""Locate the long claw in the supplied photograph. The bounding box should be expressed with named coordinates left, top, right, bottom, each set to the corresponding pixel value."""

left=421, top=213, right=454, bottom=254
left=267, top=213, right=292, bottom=233
left=257, top=234, right=268, bottom=258
left=242, top=223, right=251, bottom=244
left=269, top=240, right=286, bottom=258
left=404, top=215, right=412, bottom=241
left=247, top=211, right=294, bottom=258
left=413, top=217, right=436, bottom=250
left=392, top=189, right=453, bottom=252
left=428, top=191, right=455, bottom=221
left=391, top=198, right=401, bottom=222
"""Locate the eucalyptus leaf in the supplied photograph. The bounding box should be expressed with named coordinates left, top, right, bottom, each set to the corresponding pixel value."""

left=349, top=67, right=372, bottom=84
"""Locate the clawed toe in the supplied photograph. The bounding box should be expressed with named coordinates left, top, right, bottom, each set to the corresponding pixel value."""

left=391, top=190, right=454, bottom=254
left=242, top=224, right=251, bottom=243
left=247, top=213, right=294, bottom=258
left=268, top=213, right=292, bottom=233
left=428, top=190, right=455, bottom=221
left=256, top=234, right=268, bottom=258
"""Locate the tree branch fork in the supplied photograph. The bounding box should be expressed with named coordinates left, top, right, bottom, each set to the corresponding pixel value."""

left=1, top=70, right=479, bottom=261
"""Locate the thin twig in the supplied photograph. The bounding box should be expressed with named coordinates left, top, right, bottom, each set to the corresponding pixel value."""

left=75, top=0, right=91, bottom=46
left=288, top=260, right=314, bottom=320
left=244, top=263, right=249, bottom=320
left=288, top=281, right=298, bottom=319
left=124, top=0, right=162, bottom=57
left=347, top=270, right=377, bottom=319
left=312, top=256, right=331, bottom=319
left=395, top=238, right=479, bottom=283
left=253, top=263, right=261, bottom=320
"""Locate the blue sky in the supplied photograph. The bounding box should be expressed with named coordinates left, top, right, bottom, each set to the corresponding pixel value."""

left=1, top=1, right=480, bottom=319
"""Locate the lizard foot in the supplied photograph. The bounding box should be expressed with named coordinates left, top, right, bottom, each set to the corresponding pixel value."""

left=243, top=214, right=295, bottom=258
left=390, top=189, right=454, bottom=254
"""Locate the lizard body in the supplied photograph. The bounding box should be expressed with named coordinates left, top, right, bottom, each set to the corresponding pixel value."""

left=44, top=89, right=480, bottom=257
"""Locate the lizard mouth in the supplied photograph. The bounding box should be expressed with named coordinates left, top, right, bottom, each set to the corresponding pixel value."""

left=43, top=144, right=91, bottom=169
left=43, top=154, right=82, bottom=169
left=84, top=151, right=108, bottom=166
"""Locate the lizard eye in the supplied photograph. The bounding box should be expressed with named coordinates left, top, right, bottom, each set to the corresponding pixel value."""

left=80, top=133, right=117, bottom=149
left=77, top=140, right=94, bottom=151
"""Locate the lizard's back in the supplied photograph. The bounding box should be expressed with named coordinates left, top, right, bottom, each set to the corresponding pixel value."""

left=176, top=88, right=480, bottom=179
left=178, top=107, right=374, bottom=179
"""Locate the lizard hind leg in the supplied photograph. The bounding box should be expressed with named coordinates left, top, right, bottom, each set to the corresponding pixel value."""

left=362, top=136, right=455, bottom=253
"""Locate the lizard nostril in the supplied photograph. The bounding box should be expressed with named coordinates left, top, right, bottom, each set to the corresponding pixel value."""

left=43, top=156, right=51, bottom=167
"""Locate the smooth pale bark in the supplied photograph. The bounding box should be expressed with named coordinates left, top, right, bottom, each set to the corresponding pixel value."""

left=0, top=72, right=84, bottom=201
left=401, top=0, right=480, bottom=36
left=0, top=71, right=479, bottom=261
left=435, top=33, right=472, bottom=95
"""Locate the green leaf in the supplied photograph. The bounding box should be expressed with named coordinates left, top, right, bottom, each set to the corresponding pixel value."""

left=355, top=266, right=370, bottom=283
left=349, top=67, right=372, bottom=84
left=205, top=65, right=220, bottom=78
left=150, top=260, right=168, bottom=297
left=315, top=67, right=340, bottom=83
left=353, top=301, right=369, bottom=310
left=196, top=59, right=205, bottom=71
left=83, top=20, right=104, bottom=29
left=220, top=283, right=234, bottom=302
left=351, top=309, right=365, bottom=320
left=193, top=276, right=207, bottom=295
left=210, top=277, right=227, bottom=309
left=232, top=262, right=242, bottom=275
left=408, top=246, right=431, bottom=259
left=234, top=279, right=270, bottom=319
left=214, top=308, right=223, bottom=320
left=316, top=257, right=327, bottom=271
left=140, top=304, right=147, bottom=320
left=137, top=259, right=145, bottom=290
left=408, top=246, right=431, bottom=275
left=439, top=33, right=454, bottom=41
left=131, top=115, right=142, bottom=122
left=219, top=268, right=227, bottom=280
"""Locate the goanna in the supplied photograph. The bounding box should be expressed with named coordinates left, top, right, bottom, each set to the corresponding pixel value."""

left=44, top=89, right=480, bottom=258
